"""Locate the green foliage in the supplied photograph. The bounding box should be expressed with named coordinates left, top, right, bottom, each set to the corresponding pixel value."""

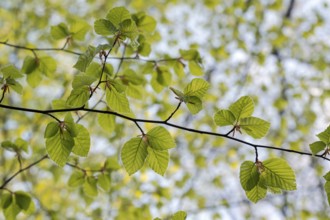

left=214, top=96, right=270, bottom=138
left=240, top=158, right=296, bottom=203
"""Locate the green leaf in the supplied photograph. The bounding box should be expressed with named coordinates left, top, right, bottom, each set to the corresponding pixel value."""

left=179, top=49, right=201, bottom=61
left=104, top=157, right=121, bottom=170
left=51, top=23, right=70, bottom=40
left=105, top=86, right=131, bottom=114
left=155, top=66, right=172, bottom=86
left=134, top=13, right=157, bottom=33
left=324, top=171, right=330, bottom=181
left=183, top=78, right=210, bottom=99
left=147, top=126, right=176, bottom=150
left=94, top=19, right=117, bottom=36
left=169, top=87, right=184, bottom=100
left=98, top=173, right=111, bottom=191
left=73, top=46, right=96, bottom=72
left=188, top=61, right=203, bottom=76
left=1, top=192, right=12, bottom=209
left=71, top=20, right=90, bottom=41
left=14, top=191, right=31, bottom=211
left=46, top=130, right=74, bottom=167
left=64, top=113, right=79, bottom=137
left=147, top=148, right=169, bottom=176
left=14, top=138, right=28, bottom=152
left=44, top=122, right=60, bottom=138
left=309, top=141, right=326, bottom=155
left=22, top=56, right=39, bottom=74
left=245, top=183, right=267, bottom=203
left=3, top=200, right=20, bottom=220
left=72, top=124, right=90, bottom=157
left=325, top=181, right=330, bottom=206
left=83, top=176, right=98, bottom=197
left=262, top=158, right=296, bottom=191
left=68, top=171, right=85, bottom=187
left=121, top=137, right=148, bottom=175
left=6, top=78, right=23, bottom=94
left=126, top=84, right=144, bottom=99
left=39, top=56, right=57, bottom=76
left=317, top=126, right=330, bottom=144
left=184, top=96, right=202, bottom=114
left=120, top=19, right=138, bottom=41
left=66, top=87, right=90, bottom=107
left=72, top=73, right=97, bottom=89
left=229, top=96, right=254, bottom=120
left=98, top=113, right=116, bottom=133
left=106, top=7, right=131, bottom=28
left=240, top=161, right=260, bottom=191
left=172, top=211, right=187, bottom=220
left=240, top=116, right=270, bottom=139
left=214, top=109, right=236, bottom=126
left=1, top=64, right=23, bottom=78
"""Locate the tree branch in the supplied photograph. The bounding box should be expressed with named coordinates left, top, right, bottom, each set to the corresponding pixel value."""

left=0, top=155, right=48, bottom=189
left=0, top=103, right=328, bottom=162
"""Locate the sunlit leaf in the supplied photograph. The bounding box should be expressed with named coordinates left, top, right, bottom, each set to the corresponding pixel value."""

left=240, top=116, right=270, bottom=139
left=309, top=141, right=326, bottom=155
left=68, top=171, right=85, bottom=187
left=83, top=176, right=98, bottom=197
left=240, top=161, right=260, bottom=191
left=229, top=96, right=254, bottom=120
left=172, top=211, right=187, bottom=220
left=146, top=147, right=169, bottom=176
left=98, top=173, right=111, bottom=191
left=214, top=109, right=236, bottom=126
left=121, top=137, right=148, bottom=175
left=245, top=183, right=267, bottom=203
left=183, top=78, right=210, bottom=99
left=106, top=7, right=131, bottom=28
left=72, top=124, right=90, bottom=157
left=94, top=19, right=117, bottom=36
left=147, top=126, right=176, bottom=150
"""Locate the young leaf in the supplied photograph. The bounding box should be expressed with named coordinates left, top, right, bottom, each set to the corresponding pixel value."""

left=105, top=86, right=131, bottom=114
left=14, top=191, right=32, bottom=211
left=325, top=181, right=330, bottom=206
left=240, top=161, right=260, bottom=191
left=147, top=126, right=176, bottom=150
left=106, top=7, right=131, bottom=28
left=1, top=192, right=13, bottom=209
left=317, top=126, right=330, bottom=144
left=98, top=173, right=111, bottom=191
left=184, top=96, right=202, bottom=114
left=44, top=122, right=60, bottom=138
left=6, top=78, right=23, bottom=94
left=72, top=73, right=97, bottom=89
left=50, top=23, right=70, bottom=40
left=22, top=56, right=39, bottom=74
left=66, top=87, right=89, bottom=107
left=70, top=20, right=90, bottom=41
left=188, top=60, right=203, bottom=76
left=214, top=109, right=236, bottom=126
left=146, top=148, right=169, bottom=176
left=3, top=199, right=20, bottom=220
left=64, top=113, right=79, bottom=137
left=324, top=171, right=330, bottom=181
left=134, top=13, right=157, bottom=33
left=229, top=96, right=254, bottom=120
left=245, top=183, right=267, bottom=203
left=120, top=19, right=138, bottom=41
left=39, top=56, right=57, bottom=76
left=72, top=124, right=90, bottom=157
left=73, top=46, right=96, bottom=72
left=83, top=176, right=98, bottom=197
left=121, top=137, right=148, bottom=175
left=68, top=171, right=85, bottom=187
left=239, top=116, right=270, bottom=139
left=155, top=66, right=172, bottom=86
left=46, top=130, right=74, bottom=167
left=98, top=113, right=116, bottom=133
left=262, top=158, right=296, bottom=191
left=169, top=87, right=185, bottom=100
left=309, top=141, right=326, bottom=155
left=1, top=64, right=23, bottom=78
left=183, top=78, right=210, bottom=99
left=172, top=211, right=187, bottom=220
left=94, top=19, right=117, bottom=36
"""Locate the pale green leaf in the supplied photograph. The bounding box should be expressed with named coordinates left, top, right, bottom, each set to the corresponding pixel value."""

left=94, top=19, right=117, bottom=36
left=120, top=19, right=138, bottom=40
left=98, top=113, right=116, bottom=133
left=240, top=161, right=260, bottom=191
left=72, top=124, right=90, bottom=157
left=106, top=7, right=131, bottom=28
left=71, top=20, right=90, bottom=41
left=44, top=121, right=60, bottom=138
left=3, top=200, right=20, bottom=220
left=73, top=46, right=96, bottom=72
left=325, top=181, right=330, bottom=206
left=22, top=56, right=39, bottom=74
left=309, top=141, right=326, bottom=155
left=324, top=171, right=330, bottom=181
left=104, top=157, right=121, bottom=170
left=66, top=87, right=89, bottom=107
left=6, top=78, right=23, bottom=94
left=184, top=96, right=202, bottom=114
left=105, top=86, right=131, bottom=114
left=1, top=64, right=23, bottom=78
left=214, top=109, right=236, bottom=126
left=147, top=148, right=169, bottom=176
left=121, top=137, right=148, bottom=175
left=188, top=60, right=203, bottom=76
left=155, top=66, right=172, bottom=86
left=262, top=158, right=296, bottom=191
left=98, top=173, right=111, bottom=191
left=135, top=13, right=157, bottom=33
left=240, top=116, right=270, bottom=139
left=317, top=126, right=330, bottom=144
left=46, top=131, right=74, bottom=167
left=245, top=183, right=267, bottom=203
left=39, top=56, right=57, bottom=76
left=26, top=71, right=42, bottom=87
left=50, top=23, right=70, bottom=40
left=147, top=126, right=176, bottom=150
left=183, top=78, right=210, bottom=99
left=64, top=113, right=79, bottom=137
left=169, top=87, right=184, bottom=99
left=72, top=73, right=97, bottom=89
left=83, top=176, right=98, bottom=197
left=68, top=171, right=85, bottom=187
left=229, top=96, right=254, bottom=119
left=172, top=211, right=187, bottom=220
